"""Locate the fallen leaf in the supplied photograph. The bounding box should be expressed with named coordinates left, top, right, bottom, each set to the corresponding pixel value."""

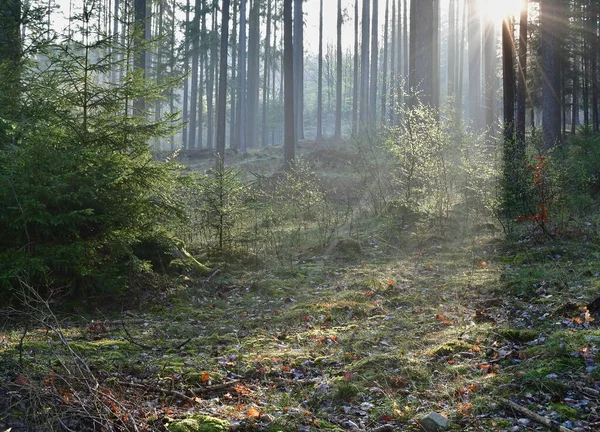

left=247, top=407, right=261, bottom=419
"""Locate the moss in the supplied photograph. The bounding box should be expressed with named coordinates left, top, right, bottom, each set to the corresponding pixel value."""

left=167, top=415, right=229, bottom=432
left=550, top=403, right=580, bottom=420
left=497, top=328, right=539, bottom=343
left=431, top=339, right=473, bottom=356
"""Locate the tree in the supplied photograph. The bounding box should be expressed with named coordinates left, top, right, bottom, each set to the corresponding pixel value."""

left=334, top=0, right=342, bottom=139
left=516, top=0, right=528, bottom=145
left=541, top=0, right=562, bottom=150
left=409, top=0, right=436, bottom=108
left=0, top=0, right=21, bottom=135
left=284, top=0, right=295, bottom=169
left=134, top=0, right=148, bottom=113
left=182, top=0, right=190, bottom=149
left=359, top=0, right=370, bottom=132
left=467, top=0, right=481, bottom=129
left=502, top=16, right=516, bottom=146
left=188, top=0, right=202, bottom=149
left=216, top=0, right=230, bottom=171
left=316, top=0, right=323, bottom=140
left=246, top=0, right=260, bottom=148
left=352, top=0, right=359, bottom=134
left=293, top=0, right=304, bottom=141
left=369, top=0, right=378, bottom=125
left=236, top=0, right=247, bottom=152
left=381, top=0, right=389, bottom=125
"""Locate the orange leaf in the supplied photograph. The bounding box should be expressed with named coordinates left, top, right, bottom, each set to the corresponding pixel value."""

left=247, top=407, right=261, bottom=419
left=201, top=372, right=210, bottom=383
left=381, top=414, right=394, bottom=421
left=471, top=345, right=481, bottom=352
left=344, top=371, right=353, bottom=381
left=436, top=313, right=446, bottom=321
left=387, top=280, right=394, bottom=287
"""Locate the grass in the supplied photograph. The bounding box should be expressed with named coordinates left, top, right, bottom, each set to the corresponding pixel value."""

left=1, top=144, right=600, bottom=431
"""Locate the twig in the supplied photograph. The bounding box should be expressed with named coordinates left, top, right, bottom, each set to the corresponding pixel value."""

left=117, top=381, right=196, bottom=405
left=120, top=318, right=157, bottom=350
left=173, top=337, right=193, bottom=351
left=499, top=398, right=574, bottom=432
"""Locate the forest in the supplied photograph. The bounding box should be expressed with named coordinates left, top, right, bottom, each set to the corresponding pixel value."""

left=1, top=0, right=600, bottom=430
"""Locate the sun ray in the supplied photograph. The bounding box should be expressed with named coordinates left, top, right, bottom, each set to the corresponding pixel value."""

left=479, top=0, right=523, bottom=20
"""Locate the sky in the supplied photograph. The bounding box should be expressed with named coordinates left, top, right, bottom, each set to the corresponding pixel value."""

left=50, top=0, right=521, bottom=54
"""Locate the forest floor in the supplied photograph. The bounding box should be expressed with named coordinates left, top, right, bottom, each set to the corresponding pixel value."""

left=1, top=145, right=600, bottom=431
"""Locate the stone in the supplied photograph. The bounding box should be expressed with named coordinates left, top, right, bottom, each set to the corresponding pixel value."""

left=419, top=412, right=449, bottom=432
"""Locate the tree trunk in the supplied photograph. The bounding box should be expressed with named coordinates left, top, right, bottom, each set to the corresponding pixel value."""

left=284, top=0, right=295, bottom=169
left=359, top=0, right=370, bottom=132
left=317, top=0, right=324, bottom=140
left=352, top=0, right=359, bottom=135
left=369, top=0, right=378, bottom=126
left=262, top=0, right=272, bottom=146
left=0, top=0, right=20, bottom=143
left=447, top=0, right=456, bottom=97
left=516, top=0, right=528, bottom=144
left=334, top=0, right=343, bottom=139
left=388, top=0, right=396, bottom=123
left=182, top=0, right=190, bottom=149
left=207, top=7, right=218, bottom=149
left=293, top=0, right=304, bottom=141
left=541, top=0, right=562, bottom=150
left=409, top=0, right=436, bottom=108
left=188, top=0, right=201, bottom=149
left=467, top=0, right=481, bottom=129
left=381, top=0, right=389, bottom=125
left=246, top=0, right=260, bottom=148
left=134, top=0, right=147, bottom=114
left=229, top=0, right=238, bottom=148
left=483, top=16, right=495, bottom=140
left=236, top=0, right=247, bottom=152
left=216, top=0, right=230, bottom=171
left=502, top=17, right=516, bottom=145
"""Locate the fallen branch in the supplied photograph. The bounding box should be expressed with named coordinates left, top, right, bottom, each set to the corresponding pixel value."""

left=117, top=381, right=196, bottom=405
left=499, top=398, right=574, bottom=432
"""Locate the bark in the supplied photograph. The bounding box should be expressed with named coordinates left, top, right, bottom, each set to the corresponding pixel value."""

left=483, top=16, right=495, bottom=139
left=334, top=0, right=343, bottom=139
left=216, top=0, right=230, bottom=171
left=134, top=0, right=147, bottom=113
left=447, top=0, right=456, bottom=97
left=352, top=0, right=359, bottom=135
left=359, top=0, right=370, bottom=132
left=541, top=0, right=562, bottom=150
left=229, top=0, right=238, bottom=148
left=262, top=0, right=272, bottom=146
left=246, top=0, right=260, bottom=148
left=182, top=0, right=190, bottom=149
left=188, top=0, right=201, bottom=149
left=467, top=0, right=481, bottom=129
left=516, top=0, right=528, bottom=144
left=236, top=0, right=247, bottom=152
left=381, top=0, right=389, bottom=125
left=284, top=0, right=295, bottom=169
left=0, top=0, right=20, bottom=141
left=293, top=0, right=304, bottom=140
left=409, top=0, right=436, bottom=108
left=388, top=0, right=396, bottom=122
left=207, top=6, right=218, bottom=149
left=502, top=17, right=516, bottom=145
left=317, top=0, right=323, bottom=140
left=369, top=0, right=378, bottom=125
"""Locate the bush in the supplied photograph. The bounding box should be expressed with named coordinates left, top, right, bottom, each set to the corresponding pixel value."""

left=0, top=15, right=185, bottom=300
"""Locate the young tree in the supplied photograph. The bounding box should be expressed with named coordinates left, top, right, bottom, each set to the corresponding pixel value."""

left=216, top=0, right=230, bottom=171
left=284, top=0, right=295, bottom=169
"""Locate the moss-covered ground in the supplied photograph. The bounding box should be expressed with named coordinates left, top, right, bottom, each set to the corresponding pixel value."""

left=1, top=145, right=599, bottom=431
